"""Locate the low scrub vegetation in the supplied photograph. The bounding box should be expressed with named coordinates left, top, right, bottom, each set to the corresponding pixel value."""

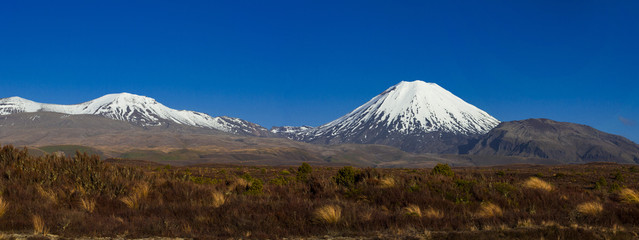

left=0, top=145, right=638, bottom=238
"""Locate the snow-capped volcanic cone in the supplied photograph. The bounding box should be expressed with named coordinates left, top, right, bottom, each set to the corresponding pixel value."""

left=0, top=93, right=269, bottom=136
left=295, top=80, right=500, bottom=153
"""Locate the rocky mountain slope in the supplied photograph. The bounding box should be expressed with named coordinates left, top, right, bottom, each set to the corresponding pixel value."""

left=0, top=93, right=269, bottom=136
left=465, top=118, right=639, bottom=164
left=0, top=112, right=468, bottom=167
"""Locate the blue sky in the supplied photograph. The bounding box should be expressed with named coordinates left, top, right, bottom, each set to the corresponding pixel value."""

left=1, top=1, right=638, bottom=143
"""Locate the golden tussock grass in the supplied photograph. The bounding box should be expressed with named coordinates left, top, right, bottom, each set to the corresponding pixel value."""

left=475, top=202, right=503, bottom=218
left=517, top=219, right=534, bottom=228
left=211, top=191, right=225, bottom=208
left=36, top=185, right=57, bottom=203
left=379, top=176, right=397, bottom=188
left=522, top=177, right=553, bottom=192
left=120, top=182, right=151, bottom=209
left=0, top=196, right=8, bottom=218
left=80, top=198, right=96, bottom=213
left=359, top=210, right=373, bottom=221
left=618, top=188, right=639, bottom=204
left=423, top=207, right=444, bottom=219
left=32, top=215, right=48, bottom=235
left=314, top=205, right=341, bottom=224
left=228, top=177, right=250, bottom=192
left=576, top=201, right=603, bottom=216
left=403, top=204, right=422, bottom=217
left=136, top=182, right=150, bottom=199
left=120, top=196, right=137, bottom=209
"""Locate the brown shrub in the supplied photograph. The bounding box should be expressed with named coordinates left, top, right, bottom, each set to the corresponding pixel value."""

left=522, top=177, right=553, bottom=192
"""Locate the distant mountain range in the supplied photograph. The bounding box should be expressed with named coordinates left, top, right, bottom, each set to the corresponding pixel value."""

left=1, top=80, right=637, bottom=166
left=0, top=93, right=270, bottom=136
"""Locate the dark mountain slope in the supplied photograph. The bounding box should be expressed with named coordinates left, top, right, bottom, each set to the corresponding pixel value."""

left=466, top=118, right=639, bottom=164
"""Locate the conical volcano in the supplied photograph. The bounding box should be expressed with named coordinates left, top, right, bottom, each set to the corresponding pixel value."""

left=295, top=80, right=500, bottom=153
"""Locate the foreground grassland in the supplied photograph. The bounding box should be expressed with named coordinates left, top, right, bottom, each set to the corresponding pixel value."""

left=0, top=145, right=638, bottom=239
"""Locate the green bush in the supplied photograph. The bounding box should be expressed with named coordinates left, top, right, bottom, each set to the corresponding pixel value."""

left=269, top=176, right=290, bottom=185
left=297, top=162, right=312, bottom=182
left=595, top=176, right=608, bottom=190
left=609, top=182, right=622, bottom=193
left=614, top=171, right=625, bottom=182
left=494, top=182, right=516, bottom=197
left=189, top=176, right=220, bottom=185
left=431, top=163, right=454, bottom=177
left=334, top=166, right=356, bottom=188
left=246, top=178, right=263, bottom=195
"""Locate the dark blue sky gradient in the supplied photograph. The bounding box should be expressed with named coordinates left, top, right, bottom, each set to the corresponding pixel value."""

left=1, top=1, right=638, bottom=142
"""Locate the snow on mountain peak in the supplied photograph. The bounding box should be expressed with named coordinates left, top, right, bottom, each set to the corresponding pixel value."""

left=0, top=93, right=268, bottom=135
left=306, top=80, right=500, bottom=138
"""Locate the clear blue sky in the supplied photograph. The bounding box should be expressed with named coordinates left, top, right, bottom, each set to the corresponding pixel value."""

left=1, top=1, right=638, bottom=143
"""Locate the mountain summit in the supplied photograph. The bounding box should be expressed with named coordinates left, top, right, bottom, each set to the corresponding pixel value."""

left=290, top=80, right=500, bottom=153
left=0, top=93, right=269, bottom=136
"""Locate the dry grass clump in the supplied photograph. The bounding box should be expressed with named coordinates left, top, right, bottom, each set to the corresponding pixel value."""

left=522, top=177, right=553, bottom=192
left=379, top=176, right=397, bottom=188
left=517, top=219, right=534, bottom=227
left=0, top=196, right=8, bottom=217
left=235, top=177, right=250, bottom=188
left=32, top=215, right=48, bottom=235
left=423, top=207, right=444, bottom=219
left=403, top=204, right=422, bottom=217
left=227, top=177, right=250, bottom=193
left=475, top=202, right=503, bottom=218
left=36, top=185, right=57, bottom=203
left=121, top=182, right=150, bottom=209
left=314, top=205, right=342, bottom=224
left=211, top=191, right=225, bottom=208
left=618, top=188, right=639, bottom=204
left=80, top=198, right=96, bottom=213
left=576, top=201, right=603, bottom=216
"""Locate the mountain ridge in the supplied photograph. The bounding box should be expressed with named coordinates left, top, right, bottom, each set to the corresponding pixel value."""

left=0, top=93, right=270, bottom=136
left=465, top=118, right=639, bottom=164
